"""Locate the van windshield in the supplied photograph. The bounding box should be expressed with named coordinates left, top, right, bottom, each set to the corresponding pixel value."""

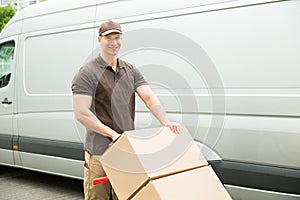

left=0, top=41, right=14, bottom=88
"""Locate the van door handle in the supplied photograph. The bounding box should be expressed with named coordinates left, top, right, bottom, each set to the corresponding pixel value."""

left=1, top=98, right=12, bottom=104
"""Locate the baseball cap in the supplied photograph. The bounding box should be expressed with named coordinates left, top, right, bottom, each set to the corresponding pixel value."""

left=99, top=21, right=122, bottom=36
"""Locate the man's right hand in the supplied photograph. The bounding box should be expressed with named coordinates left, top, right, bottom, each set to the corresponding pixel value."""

left=111, top=132, right=120, bottom=142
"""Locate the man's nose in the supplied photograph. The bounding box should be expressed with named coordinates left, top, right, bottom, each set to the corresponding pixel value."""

left=112, top=39, right=119, bottom=46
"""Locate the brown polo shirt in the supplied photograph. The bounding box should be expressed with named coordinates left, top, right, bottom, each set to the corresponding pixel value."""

left=72, top=54, right=148, bottom=155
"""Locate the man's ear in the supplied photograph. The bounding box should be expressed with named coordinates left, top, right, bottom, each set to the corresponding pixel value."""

left=98, top=36, right=102, bottom=43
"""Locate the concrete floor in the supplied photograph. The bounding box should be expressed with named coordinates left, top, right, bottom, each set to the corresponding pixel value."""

left=0, top=165, right=84, bottom=200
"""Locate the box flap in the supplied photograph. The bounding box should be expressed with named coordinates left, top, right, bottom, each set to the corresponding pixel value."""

left=132, top=166, right=232, bottom=200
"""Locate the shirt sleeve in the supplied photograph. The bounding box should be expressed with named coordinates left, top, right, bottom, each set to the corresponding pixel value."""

left=71, top=67, right=95, bottom=96
left=133, top=67, right=148, bottom=90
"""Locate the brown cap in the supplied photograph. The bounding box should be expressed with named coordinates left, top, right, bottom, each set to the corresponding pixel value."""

left=98, top=21, right=122, bottom=36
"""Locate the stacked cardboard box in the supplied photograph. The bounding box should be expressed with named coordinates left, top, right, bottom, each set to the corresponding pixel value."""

left=100, top=126, right=232, bottom=200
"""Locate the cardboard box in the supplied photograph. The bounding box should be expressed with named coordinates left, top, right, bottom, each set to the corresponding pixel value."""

left=132, top=165, right=232, bottom=200
left=100, top=126, right=207, bottom=200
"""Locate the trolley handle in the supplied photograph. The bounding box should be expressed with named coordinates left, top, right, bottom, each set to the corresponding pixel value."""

left=93, top=176, right=109, bottom=185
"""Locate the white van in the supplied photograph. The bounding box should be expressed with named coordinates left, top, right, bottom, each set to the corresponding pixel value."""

left=0, top=0, right=299, bottom=199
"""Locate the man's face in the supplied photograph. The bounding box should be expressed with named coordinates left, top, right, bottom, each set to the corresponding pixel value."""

left=98, top=33, right=122, bottom=56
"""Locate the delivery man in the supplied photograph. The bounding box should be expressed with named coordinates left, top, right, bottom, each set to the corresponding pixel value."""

left=72, top=20, right=180, bottom=200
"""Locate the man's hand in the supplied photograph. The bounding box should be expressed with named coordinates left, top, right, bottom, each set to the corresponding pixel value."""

left=111, top=132, right=121, bottom=142
left=164, top=122, right=180, bottom=134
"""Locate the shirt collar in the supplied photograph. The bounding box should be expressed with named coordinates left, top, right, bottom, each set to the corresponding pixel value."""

left=96, top=54, right=125, bottom=69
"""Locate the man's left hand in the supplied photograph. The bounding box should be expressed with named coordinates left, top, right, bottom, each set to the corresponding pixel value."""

left=164, top=122, right=180, bottom=134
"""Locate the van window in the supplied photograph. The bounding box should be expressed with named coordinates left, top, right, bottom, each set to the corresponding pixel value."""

left=0, top=41, right=14, bottom=88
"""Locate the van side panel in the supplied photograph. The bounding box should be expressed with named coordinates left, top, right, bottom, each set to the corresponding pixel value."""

left=14, top=5, right=96, bottom=177
left=110, top=0, right=300, bottom=169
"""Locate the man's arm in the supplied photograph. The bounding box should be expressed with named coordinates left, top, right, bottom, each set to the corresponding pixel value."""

left=73, top=94, right=120, bottom=141
left=136, top=85, right=180, bottom=133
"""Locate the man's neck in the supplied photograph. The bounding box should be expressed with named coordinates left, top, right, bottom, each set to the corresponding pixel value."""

left=101, top=53, right=118, bottom=68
